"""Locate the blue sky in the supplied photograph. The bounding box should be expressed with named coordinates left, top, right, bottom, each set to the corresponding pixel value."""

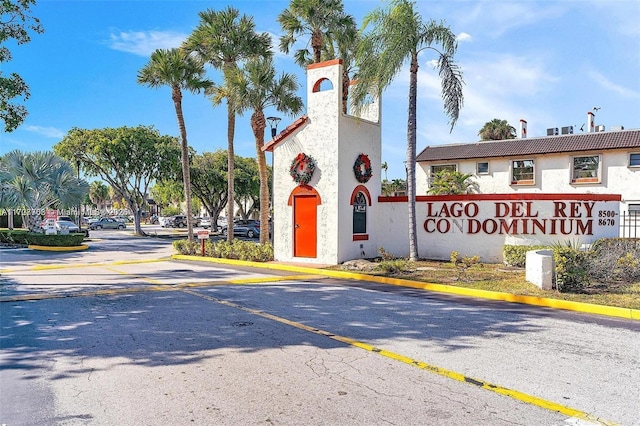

left=3, top=0, right=639, bottom=180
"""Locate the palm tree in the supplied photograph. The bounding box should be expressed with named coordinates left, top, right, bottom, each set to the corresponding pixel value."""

left=137, top=48, right=212, bottom=242
left=321, top=13, right=359, bottom=114
left=227, top=56, right=303, bottom=243
left=478, top=118, right=516, bottom=140
left=183, top=7, right=271, bottom=242
left=352, top=0, right=464, bottom=261
left=427, top=170, right=477, bottom=195
left=0, top=150, right=88, bottom=232
left=278, top=0, right=354, bottom=65
left=89, top=181, right=109, bottom=211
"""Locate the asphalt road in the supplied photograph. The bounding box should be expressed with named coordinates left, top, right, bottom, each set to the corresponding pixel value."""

left=1, top=230, right=639, bottom=425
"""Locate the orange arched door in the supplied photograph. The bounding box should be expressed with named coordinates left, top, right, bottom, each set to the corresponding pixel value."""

left=293, top=194, right=317, bottom=258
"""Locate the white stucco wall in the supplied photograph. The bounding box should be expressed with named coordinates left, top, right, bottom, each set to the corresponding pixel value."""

left=375, top=195, right=621, bottom=263
left=271, top=60, right=381, bottom=265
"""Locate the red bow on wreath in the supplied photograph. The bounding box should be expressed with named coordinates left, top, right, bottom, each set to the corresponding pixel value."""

left=290, top=153, right=317, bottom=185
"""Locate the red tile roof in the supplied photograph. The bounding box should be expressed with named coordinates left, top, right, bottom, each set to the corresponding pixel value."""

left=262, top=116, right=309, bottom=153
left=416, top=129, right=640, bottom=162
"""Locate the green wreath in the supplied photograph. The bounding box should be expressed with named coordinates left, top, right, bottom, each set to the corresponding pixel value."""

left=290, top=153, right=317, bottom=185
left=353, top=153, right=372, bottom=183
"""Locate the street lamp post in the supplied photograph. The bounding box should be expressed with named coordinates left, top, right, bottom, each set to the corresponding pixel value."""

left=266, top=116, right=281, bottom=138
left=266, top=117, right=281, bottom=243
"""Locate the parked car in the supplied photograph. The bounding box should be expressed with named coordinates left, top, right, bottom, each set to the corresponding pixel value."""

left=200, top=217, right=212, bottom=229
left=220, top=220, right=261, bottom=238
left=168, top=215, right=188, bottom=228
left=41, top=220, right=90, bottom=238
left=89, top=217, right=126, bottom=230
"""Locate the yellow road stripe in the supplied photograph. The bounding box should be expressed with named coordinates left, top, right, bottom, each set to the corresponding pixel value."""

left=0, top=257, right=170, bottom=274
left=182, top=288, right=619, bottom=426
left=0, top=274, right=323, bottom=302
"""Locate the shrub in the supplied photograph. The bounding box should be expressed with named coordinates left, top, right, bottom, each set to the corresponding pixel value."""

left=450, top=250, right=480, bottom=281
left=589, top=238, right=640, bottom=283
left=503, top=245, right=549, bottom=267
left=24, top=233, right=85, bottom=247
left=552, top=241, right=591, bottom=293
left=375, top=247, right=414, bottom=273
left=174, top=238, right=274, bottom=262
left=0, top=229, right=30, bottom=245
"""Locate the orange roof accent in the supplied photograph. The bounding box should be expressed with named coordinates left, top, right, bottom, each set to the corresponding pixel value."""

left=262, top=116, right=309, bottom=152
left=307, top=59, right=342, bottom=70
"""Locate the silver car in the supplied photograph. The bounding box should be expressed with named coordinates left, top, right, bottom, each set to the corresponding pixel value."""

left=89, top=218, right=126, bottom=230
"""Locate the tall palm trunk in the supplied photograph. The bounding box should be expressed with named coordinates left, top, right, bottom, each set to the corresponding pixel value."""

left=311, top=30, right=323, bottom=63
left=173, top=86, right=194, bottom=242
left=342, top=69, right=350, bottom=114
left=226, top=103, right=236, bottom=243
left=407, top=53, right=419, bottom=261
left=250, top=110, right=270, bottom=244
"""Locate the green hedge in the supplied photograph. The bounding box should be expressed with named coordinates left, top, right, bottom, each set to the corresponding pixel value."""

left=0, top=229, right=85, bottom=246
left=173, top=238, right=274, bottom=262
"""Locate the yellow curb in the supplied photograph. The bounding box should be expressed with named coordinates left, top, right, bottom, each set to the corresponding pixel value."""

left=28, top=244, right=89, bottom=252
left=172, top=254, right=640, bottom=321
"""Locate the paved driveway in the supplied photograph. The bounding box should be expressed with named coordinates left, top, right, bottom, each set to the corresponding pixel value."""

left=1, top=234, right=639, bottom=425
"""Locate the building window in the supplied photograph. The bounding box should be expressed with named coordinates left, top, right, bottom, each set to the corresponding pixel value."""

left=511, top=160, right=534, bottom=184
left=630, top=153, right=640, bottom=167
left=431, top=164, right=457, bottom=175
left=353, top=192, right=367, bottom=234
left=571, top=155, right=600, bottom=183
left=429, top=164, right=457, bottom=187
left=477, top=162, right=489, bottom=174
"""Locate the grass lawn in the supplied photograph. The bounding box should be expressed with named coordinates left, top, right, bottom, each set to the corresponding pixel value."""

left=335, top=260, right=640, bottom=310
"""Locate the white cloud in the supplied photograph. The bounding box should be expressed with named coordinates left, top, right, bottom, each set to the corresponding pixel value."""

left=588, top=70, right=640, bottom=98
left=107, top=30, right=187, bottom=56
left=456, top=32, right=472, bottom=43
left=23, top=125, right=66, bottom=139
left=452, top=2, right=566, bottom=38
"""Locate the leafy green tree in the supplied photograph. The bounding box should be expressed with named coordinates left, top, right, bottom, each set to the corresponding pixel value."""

left=190, top=151, right=228, bottom=231
left=233, top=156, right=260, bottom=221
left=352, top=0, right=464, bottom=261
left=1, top=0, right=44, bottom=132
left=150, top=180, right=184, bottom=214
left=183, top=6, right=271, bottom=243
left=427, top=170, right=477, bottom=195
left=478, top=118, right=516, bottom=141
left=89, top=181, right=109, bottom=211
left=137, top=48, right=212, bottom=242
left=0, top=150, right=88, bottom=232
left=227, top=56, right=303, bottom=242
left=381, top=178, right=406, bottom=197
left=278, top=0, right=353, bottom=65
left=54, top=126, right=181, bottom=235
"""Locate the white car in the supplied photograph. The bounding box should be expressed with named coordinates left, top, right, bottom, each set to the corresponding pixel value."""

left=41, top=220, right=90, bottom=237
left=201, top=217, right=212, bottom=229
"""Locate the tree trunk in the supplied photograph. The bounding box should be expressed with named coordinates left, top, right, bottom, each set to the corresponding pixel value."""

left=173, top=86, right=194, bottom=242
left=311, top=30, right=323, bottom=63
left=250, top=110, right=270, bottom=244
left=407, top=54, right=419, bottom=261
left=342, top=68, right=350, bottom=114
left=226, top=103, right=236, bottom=243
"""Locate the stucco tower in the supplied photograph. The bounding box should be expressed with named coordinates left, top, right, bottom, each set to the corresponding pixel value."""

left=263, top=59, right=382, bottom=265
